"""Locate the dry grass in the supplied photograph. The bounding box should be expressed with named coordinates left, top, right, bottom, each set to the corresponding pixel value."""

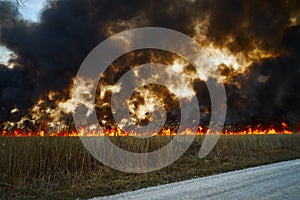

left=0, top=134, right=300, bottom=199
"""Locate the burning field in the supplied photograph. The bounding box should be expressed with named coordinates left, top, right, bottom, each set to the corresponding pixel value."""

left=0, top=0, right=300, bottom=135
left=0, top=0, right=300, bottom=199
left=0, top=122, right=296, bottom=137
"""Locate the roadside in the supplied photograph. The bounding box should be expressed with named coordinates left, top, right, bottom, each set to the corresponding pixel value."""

left=93, top=159, right=300, bottom=200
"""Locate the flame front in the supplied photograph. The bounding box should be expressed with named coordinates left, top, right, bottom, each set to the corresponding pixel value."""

left=0, top=122, right=296, bottom=137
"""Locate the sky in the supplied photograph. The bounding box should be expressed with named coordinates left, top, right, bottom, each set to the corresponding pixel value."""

left=18, top=0, right=46, bottom=22
left=0, top=0, right=46, bottom=65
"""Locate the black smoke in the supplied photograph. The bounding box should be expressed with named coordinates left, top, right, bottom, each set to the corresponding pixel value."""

left=226, top=26, right=300, bottom=127
left=0, top=0, right=299, bottom=130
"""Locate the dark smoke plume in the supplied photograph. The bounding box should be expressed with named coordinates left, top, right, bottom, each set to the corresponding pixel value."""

left=0, top=0, right=299, bottom=130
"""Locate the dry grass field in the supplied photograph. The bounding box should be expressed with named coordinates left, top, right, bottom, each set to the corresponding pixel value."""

left=0, top=134, right=300, bottom=199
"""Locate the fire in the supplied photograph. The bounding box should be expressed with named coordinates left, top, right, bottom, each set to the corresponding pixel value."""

left=224, top=127, right=291, bottom=135
left=0, top=122, right=296, bottom=137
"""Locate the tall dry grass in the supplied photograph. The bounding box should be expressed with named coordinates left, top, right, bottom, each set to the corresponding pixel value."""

left=0, top=134, right=299, bottom=199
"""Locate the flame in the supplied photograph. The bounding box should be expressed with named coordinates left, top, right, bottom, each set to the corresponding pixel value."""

left=3, top=20, right=281, bottom=136
left=4, top=34, right=278, bottom=131
left=0, top=122, right=296, bottom=137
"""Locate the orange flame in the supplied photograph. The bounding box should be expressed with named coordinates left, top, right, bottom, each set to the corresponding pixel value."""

left=0, top=122, right=296, bottom=137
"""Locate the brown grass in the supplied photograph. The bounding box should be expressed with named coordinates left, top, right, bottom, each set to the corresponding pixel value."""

left=0, top=134, right=300, bottom=199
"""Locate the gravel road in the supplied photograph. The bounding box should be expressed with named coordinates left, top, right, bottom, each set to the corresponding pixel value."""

left=91, top=159, right=300, bottom=200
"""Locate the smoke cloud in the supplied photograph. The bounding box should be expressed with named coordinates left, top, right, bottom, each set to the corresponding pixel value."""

left=0, top=0, right=299, bottom=130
